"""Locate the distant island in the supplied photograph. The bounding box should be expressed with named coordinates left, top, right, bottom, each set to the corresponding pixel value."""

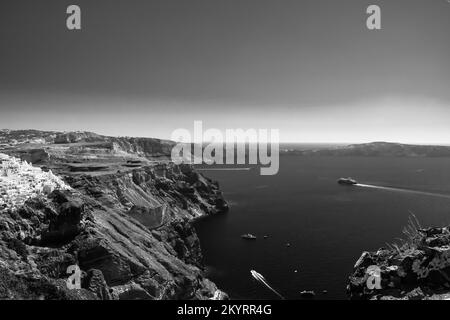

left=282, top=141, right=450, bottom=157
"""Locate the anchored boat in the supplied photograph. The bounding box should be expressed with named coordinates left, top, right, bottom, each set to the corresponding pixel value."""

left=241, top=233, right=257, bottom=240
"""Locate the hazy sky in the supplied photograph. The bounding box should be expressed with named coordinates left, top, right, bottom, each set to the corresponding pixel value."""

left=0, top=0, right=449, bottom=143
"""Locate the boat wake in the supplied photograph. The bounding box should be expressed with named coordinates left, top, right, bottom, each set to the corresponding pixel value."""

left=355, top=184, right=450, bottom=200
left=250, top=270, right=285, bottom=300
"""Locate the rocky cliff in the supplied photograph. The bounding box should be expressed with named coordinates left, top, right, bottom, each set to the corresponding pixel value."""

left=0, top=130, right=228, bottom=300
left=0, top=130, right=176, bottom=161
left=348, top=226, right=450, bottom=300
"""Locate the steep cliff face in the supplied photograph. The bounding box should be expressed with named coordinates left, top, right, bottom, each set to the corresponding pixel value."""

left=0, top=163, right=228, bottom=300
left=109, top=137, right=175, bottom=158
left=52, top=132, right=176, bottom=159
left=0, top=130, right=176, bottom=163
left=0, top=129, right=229, bottom=300
left=348, top=226, right=450, bottom=300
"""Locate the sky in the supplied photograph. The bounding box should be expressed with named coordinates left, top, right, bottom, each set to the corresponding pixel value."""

left=0, top=0, right=449, bottom=143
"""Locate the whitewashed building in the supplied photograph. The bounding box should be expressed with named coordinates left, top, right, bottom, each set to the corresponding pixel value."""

left=0, top=153, right=71, bottom=210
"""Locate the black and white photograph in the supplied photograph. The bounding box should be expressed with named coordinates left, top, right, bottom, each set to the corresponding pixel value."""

left=1, top=0, right=450, bottom=310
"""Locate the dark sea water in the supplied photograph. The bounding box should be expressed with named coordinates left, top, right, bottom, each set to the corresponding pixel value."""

left=194, top=153, right=450, bottom=300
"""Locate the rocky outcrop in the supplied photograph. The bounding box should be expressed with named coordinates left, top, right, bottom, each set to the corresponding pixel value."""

left=348, top=226, right=450, bottom=300
left=52, top=132, right=175, bottom=158
left=0, top=170, right=222, bottom=299
left=54, top=132, right=104, bottom=144
left=128, top=205, right=165, bottom=229
left=110, top=137, right=175, bottom=158
left=83, top=269, right=114, bottom=300
left=0, top=130, right=176, bottom=162
left=0, top=164, right=228, bottom=299
left=0, top=129, right=228, bottom=300
left=14, top=149, right=49, bottom=164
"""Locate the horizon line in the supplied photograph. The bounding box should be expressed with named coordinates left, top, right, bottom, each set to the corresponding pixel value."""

left=1, top=128, right=450, bottom=147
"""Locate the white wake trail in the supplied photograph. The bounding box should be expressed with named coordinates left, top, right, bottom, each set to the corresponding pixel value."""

left=250, top=270, right=285, bottom=300
left=356, top=184, right=450, bottom=200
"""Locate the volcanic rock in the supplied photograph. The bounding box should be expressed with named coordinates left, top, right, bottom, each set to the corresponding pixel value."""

left=348, top=226, right=450, bottom=300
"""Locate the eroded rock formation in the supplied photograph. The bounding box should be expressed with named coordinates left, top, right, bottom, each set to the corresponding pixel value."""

left=0, top=130, right=228, bottom=300
left=348, top=226, right=450, bottom=300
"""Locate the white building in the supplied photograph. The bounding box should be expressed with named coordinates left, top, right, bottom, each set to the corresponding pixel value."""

left=0, top=153, right=71, bottom=210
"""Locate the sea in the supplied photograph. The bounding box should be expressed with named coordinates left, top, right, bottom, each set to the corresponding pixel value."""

left=194, top=144, right=450, bottom=300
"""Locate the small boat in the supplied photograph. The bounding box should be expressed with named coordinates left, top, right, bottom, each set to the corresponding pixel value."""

left=300, top=290, right=316, bottom=298
left=241, top=233, right=257, bottom=240
left=250, top=270, right=262, bottom=279
left=337, top=177, right=357, bottom=185
left=250, top=270, right=285, bottom=300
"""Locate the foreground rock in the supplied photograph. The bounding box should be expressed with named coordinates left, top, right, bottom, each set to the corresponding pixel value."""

left=348, top=226, right=450, bottom=300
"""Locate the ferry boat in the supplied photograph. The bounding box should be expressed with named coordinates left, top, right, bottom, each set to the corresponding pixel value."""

left=337, top=177, right=357, bottom=185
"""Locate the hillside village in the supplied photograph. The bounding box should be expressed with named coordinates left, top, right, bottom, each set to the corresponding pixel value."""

left=0, top=153, right=71, bottom=210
